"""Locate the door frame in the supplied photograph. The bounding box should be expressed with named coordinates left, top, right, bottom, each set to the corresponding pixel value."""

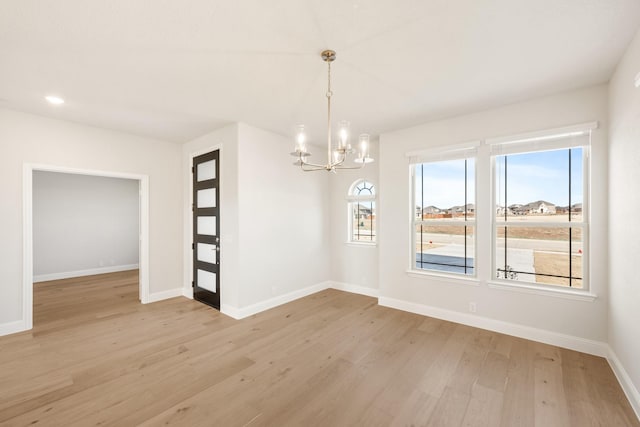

left=183, top=145, right=222, bottom=300
left=23, top=163, right=150, bottom=330
left=191, top=150, right=220, bottom=309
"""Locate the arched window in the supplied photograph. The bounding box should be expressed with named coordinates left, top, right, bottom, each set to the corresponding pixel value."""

left=347, top=180, right=376, bottom=243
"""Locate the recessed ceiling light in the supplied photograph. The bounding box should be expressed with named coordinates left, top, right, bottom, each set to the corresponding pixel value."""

left=45, top=95, right=65, bottom=105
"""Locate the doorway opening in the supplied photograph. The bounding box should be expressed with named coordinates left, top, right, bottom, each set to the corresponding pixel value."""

left=23, top=164, right=150, bottom=330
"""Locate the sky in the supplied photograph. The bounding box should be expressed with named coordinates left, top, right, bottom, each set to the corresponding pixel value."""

left=416, top=158, right=474, bottom=209
left=416, top=148, right=583, bottom=209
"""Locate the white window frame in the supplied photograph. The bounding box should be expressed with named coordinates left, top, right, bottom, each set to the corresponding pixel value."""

left=408, top=142, right=479, bottom=278
left=347, top=179, right=376, bottom=245
left=488, top=122, right=595, bottom=292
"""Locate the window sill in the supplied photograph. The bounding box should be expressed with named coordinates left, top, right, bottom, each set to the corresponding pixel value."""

left=344, top=242, right=377, bottom=248
left=487, top=280, right=597, bottom=302
left=406, top=270, right=480, bottom=287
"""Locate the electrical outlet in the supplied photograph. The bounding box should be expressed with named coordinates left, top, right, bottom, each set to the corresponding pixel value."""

left=469, top=302, right=477, bottom=313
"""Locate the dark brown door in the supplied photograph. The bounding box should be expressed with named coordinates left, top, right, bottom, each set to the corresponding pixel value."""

left=192, top=150, right=220, bottom=309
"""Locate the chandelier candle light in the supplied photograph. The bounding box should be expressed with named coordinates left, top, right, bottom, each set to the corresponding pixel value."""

left=291, top=50, right=374, bottom=172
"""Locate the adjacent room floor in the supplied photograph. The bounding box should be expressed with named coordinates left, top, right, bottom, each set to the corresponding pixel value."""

left=0, top=271, right=637, bottom=426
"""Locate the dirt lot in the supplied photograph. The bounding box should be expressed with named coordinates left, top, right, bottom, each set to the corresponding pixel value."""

left=416, top=213, right=584, bottom=288
left=496, top=226, right=582, bottom=241
left=416, top=242, right=446, bottom=251
left=417, top=223, right=582, bottom=241
left=533, top=252, right=583, bottom=288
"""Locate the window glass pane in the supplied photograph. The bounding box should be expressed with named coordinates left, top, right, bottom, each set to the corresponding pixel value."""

left=495, top=226, right=582, bottom=288
left=495, top=156, right=506, bottom=221
left=570, top=148, right=583, bottom=222
left=197, top=269, right=216, bottom=293
left=496, top=149, right=582, bottom=223
left=351, top=201, right=375, bottom=242
left=416, top=159, right=474, bottom=221
left=197, top=160, right=216, bottom=181
left=570, top=229, right=584, bottom=288
left=354, top=180, right=375, bottom=196
left=415, top=167, right=423, bottom=220
left=197, top=216, right=216, bottom=236
left=415, top=225, right=474, bottom=275
left=197, top=243, right=216, bottom=264
left=197, top=188, right=216, bottom=208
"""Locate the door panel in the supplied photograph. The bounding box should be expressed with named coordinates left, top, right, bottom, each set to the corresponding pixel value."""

left=197, top=270, right=217, bottom=293
left=192, top=150, right=220, bottom=309
left=197, top=243, right=217, bottom=264
left=197, top=216, right=216, bottom=236
left=197, top=188, right=216, bottom=208
left=197, top=159, right=216, bottom=181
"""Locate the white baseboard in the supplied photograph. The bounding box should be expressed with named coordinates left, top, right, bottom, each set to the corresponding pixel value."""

left=0, top=319, right=29, bottom=337
left=329, top=281, right=379, bottom=298
left=146, top=288, right=184, bottom=304
left=219, top=281, right=378, bottom=320
left=607, top=346, right=640, bottom=421
left=220, top=304, right=242, bottom=320
left=378, top=296, right=608, bottom=357
left=221, top=281, right=332, bottom=320
left=34, top=264, right=139, bottom=283
left=182, top=287, right=194, bottom=299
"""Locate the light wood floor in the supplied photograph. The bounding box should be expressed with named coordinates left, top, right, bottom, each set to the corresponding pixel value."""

left=0, top=271, right=637, bottom=426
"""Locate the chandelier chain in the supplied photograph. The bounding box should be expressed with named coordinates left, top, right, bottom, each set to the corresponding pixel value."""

left=327, top=61, right=332, bottom=165
left=326, top=61, right=333, bottom=98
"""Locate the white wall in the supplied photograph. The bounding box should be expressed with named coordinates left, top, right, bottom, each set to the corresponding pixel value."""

left=237, top=123, right=330, bottom=307
left=0, top=108, right=182, bottom=327
left=329, top=139, right=379, bottom=292
left=33, top=171, right=139, bottom=281
left=182, top=123, right=331, bottom=314
left=609, top=28, right=640, bottom=410
left=378, top=85, right=609, bottom=346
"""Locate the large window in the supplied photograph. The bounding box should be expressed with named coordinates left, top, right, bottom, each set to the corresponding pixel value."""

left=412, top=157, right=475, bottom=276
left=348, top=180, right=376, bottom=243
left=492, top=134, right=589, bottom=289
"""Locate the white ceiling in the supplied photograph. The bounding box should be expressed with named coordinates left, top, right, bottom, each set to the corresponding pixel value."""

left=1, top=0, right=639, bottom=144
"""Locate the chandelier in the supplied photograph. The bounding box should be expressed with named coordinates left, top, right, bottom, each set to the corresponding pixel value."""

left=291, top=50, right=374, bottom=172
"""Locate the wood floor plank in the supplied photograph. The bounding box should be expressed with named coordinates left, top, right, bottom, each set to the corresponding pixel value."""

left=0, top=271, right=637, bottom=426
left=390, top=389, right=440, bottom=427
left=500, top=338, right=536, bottom=427
left=477, top=351, right=510, bottom=392
left=426, top=386, right=471, bottom=426
left=416, top=324, right=475, bottom=398
left=533, top=342, right=571, bottom=427
left=461, top=383, right=505, bottom=427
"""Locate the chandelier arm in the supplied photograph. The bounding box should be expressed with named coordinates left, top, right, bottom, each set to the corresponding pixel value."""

left=333, top=163, right=366, bottom=170
left=327, top=150, right=347, bottom=169
left=328, top=160, right=344, bottom=169
left=298, top=154, right=329, bottom=169
left=301, top=161, right=329, bottom=169
left=297, top=151, right=340, bottom=171
left=301, top=163, right=330, bottom=172
left=294, top=153, right=328, bottom=170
